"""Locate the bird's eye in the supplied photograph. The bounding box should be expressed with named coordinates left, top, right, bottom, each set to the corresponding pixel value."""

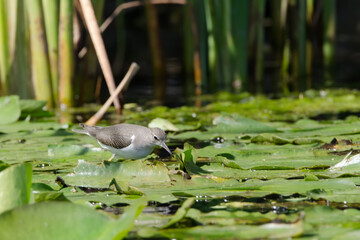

left=154, top=136, right=159, bottom=140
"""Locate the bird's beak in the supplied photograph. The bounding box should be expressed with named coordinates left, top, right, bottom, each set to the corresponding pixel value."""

left=160, top=141, right=173, bottom=156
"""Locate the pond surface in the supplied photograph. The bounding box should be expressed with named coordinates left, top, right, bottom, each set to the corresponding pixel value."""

left=1, top=90, right=360, bottom=239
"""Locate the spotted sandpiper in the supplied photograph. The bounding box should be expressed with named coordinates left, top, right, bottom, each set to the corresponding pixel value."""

left=72, top=123, right=172, bottom=160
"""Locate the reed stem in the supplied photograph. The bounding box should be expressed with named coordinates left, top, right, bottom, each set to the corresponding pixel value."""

left=25, top=0, right=54, bottom=107
left=59, top=0, right=74, bottom=108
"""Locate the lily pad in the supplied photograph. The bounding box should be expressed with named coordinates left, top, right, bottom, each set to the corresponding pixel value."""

left=209, top=113, right=278, bottom=133
left=0, top=164, right=32, bottom=214
left=0, top=95, right=21, bottom=124
left=148, top=118, right=179, bottom=131
left=0, top=200, right=146, bottom=240
left=48, top=144, right=92, bottom=157
left=175, top=144, right=211, bottom=176
left=64, top=160, right=171, bottom=188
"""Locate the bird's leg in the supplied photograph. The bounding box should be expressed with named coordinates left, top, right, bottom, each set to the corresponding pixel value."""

left=108, top=153, right=115, bottom=162
left=102, top=154, right=115, bottom=166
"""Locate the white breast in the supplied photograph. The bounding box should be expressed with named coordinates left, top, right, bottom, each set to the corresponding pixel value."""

left=97, top=135, right=155, bottom=159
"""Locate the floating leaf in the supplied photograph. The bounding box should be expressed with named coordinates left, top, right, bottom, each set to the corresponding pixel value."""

left=161, top=198, right=195, bottom=229
left=0, top=96, right=21, bottom=124
left=251, top=134, right=290, bottom=145
left=0, top=161, right=10, bottom=172
left=159, top=216, right=303, bottom=239
left=109, top=178, right=144, bottom=196
left=186, top=208, right=299, bottom=225
left=304, top=174, right=319, bottom=181
left=148, top=118, right=179, bottom=131
left=292, top=138, right=323, bottom=145
left=211, top=156, right=243, bottom=169
left=20, top=99, right=52, bottom=118
left=0, top=121, right=64, bottom=133
left=64, top=160, right=171, bottom=188
left=19, top=99, right=47, bottom=112
left=209, top=113, right=278, bottom=133
left=48, top=144, right=91, bottom=157
left=0, top=200, right=146, bottom=240
left=175, top=144, right=210, bottom=176
left=0, top=164, right=32, bottom=214
left=34, top=192, right=69, bottom=202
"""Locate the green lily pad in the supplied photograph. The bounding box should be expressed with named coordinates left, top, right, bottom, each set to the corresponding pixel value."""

left=158, top=217, right=303, bottom=239
left=19, top=99, right=52, bottom=118
left=48, top=144, right=92, bottom=157
left=209, top=113, right=278, bottom=133
left=0, top=164, right=32, bottom=214
left=251, top=133, right=291, bottom=145
left=148, top=118, right=179, bottom=131
left=0, top=121, right=64, bottom=134
left=0, top=200, right=146, bottom=240
left=19, top=99, right=47, bottom=113
left=161, top=198, right=195, bottom=228
left=63, top=160, right=171, bottom=188
left=0, top=95, right=21, bottom=124
left=175, top=143, right=210, bottom=176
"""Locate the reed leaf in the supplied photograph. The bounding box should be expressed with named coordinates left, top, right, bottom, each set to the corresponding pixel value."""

left=323, top=0, right=336, bottom=86
left=112, top=0, right=125, bottom=77
left=231, top=0, right=249, bottom=92
left=288, top=0, right=298, bottom=92
left=297, top=0, right=306, bottom=91
left=204, top=0, right=216, bottom=92
left=192, top=0, right=208, bottom=94
left=183, top=1, right=195, bottom=97
left=254, top=0, right=266, bottom=93
left=25, top=0, right=54, bottom=107
left=209, top=0, right=229, bottom=90
left=270, top=0, right=286, bottom=93
left=144, top=0, right=166, bottom=102
left=282, top=40, right=290, bottom=95
left=11, top=0, right=32, bottom=98
left=42, top=0, right=59, bottom=105
left=306, top=0, right=314, bottom=89
left=0, top=0, right=10, bottom=95
left=59, top=0, right=74, bottom=108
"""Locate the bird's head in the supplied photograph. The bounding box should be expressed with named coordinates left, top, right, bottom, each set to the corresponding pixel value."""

left=149, top=128, right=172, bottom=156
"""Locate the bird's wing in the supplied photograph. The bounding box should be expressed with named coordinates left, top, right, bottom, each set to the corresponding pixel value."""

left=95, top=127, right=133, bottom=149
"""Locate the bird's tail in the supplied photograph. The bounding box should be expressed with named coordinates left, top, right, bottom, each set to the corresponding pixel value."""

left=72, top=123, right=101, bottom=137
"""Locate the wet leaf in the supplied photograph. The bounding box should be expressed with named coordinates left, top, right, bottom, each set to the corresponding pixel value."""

left=0, top=121, right=64, bottom=134
left=159, top=216, right=303, bottom=239
left=148, top=118, right=179, bottom=131
left=161, top=198, right=195, bottom=229
left=211, top=156, right=243, bottom=169
left=175, top=144, right=210, bottom=176
left=0, top=161, right=10, bottom=172
left=109, top=178, right=144, bottom=196
left=304, top=174, right=319, bottom=181
left=48, top=144, right=92, bottom=157
left=0, top=164, right=32, bottom=213
left=0, top=95, right=21, bottom=124
left=20, top=99, right=47, bottom=112
left=186, top=208, right=299, bottom=225
left=0, top=164, right=32, bottom=214
left=0, top=200, right=146, bottom=240
left=209, top=113, right=278, bottom=133
left=19, top=99, right=52, bottom=118
left=64, top=160, right=171, bottom=188
left=251, top=134, right=291, bottom=145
